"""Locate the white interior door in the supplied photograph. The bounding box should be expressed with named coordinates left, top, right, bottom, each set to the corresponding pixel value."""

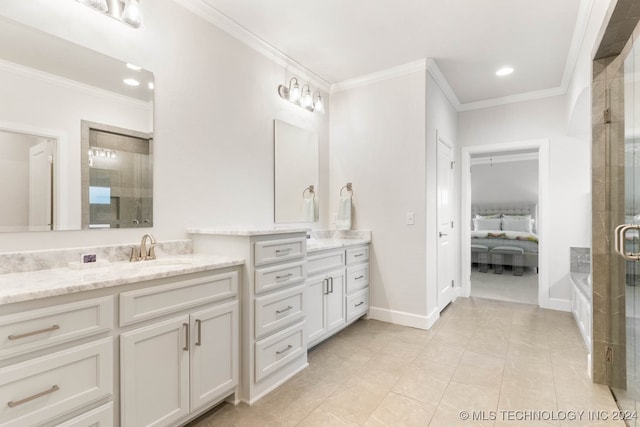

left=28, top=140, right=54, bottom=231
left=437, top=135, right=454, bottom=312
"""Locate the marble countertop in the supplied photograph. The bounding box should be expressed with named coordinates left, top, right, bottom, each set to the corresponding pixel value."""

left=307, top=238, right=371, bottom=253
left=0, top=254, right=245, bottom=306
left=187, top=227, right=309, bottom=236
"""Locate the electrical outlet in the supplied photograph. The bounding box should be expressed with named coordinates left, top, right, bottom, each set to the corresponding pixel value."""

left=406, top=212, right=415, bottom=225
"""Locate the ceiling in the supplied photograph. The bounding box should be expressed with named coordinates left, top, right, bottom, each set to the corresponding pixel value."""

left=195, top=0, right=585, bottom=108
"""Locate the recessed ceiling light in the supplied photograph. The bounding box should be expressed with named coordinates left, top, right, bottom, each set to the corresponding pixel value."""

left=496, top=67, right=514, bottom=76
left=123, top=78, right=140, bottom=86
left=126, top=63, right=142, bottom=71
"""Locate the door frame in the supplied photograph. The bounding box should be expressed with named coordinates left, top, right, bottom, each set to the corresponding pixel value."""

left=460, top=138, right=552, bottom=308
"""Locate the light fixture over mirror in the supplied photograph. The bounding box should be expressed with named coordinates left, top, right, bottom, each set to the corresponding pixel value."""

left=278, top=77, right=325, bottom=114
left=76, top=0, right=144, bottom=29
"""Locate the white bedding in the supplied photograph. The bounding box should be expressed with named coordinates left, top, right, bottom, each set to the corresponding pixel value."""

left=471, top=230, right=539, bottom=242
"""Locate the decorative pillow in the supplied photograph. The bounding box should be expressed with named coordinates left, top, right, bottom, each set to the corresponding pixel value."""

left=474, top=213, right=501, bottom=219
left=474, top=218, right=502, bottom=231
left=502, top=214, right=531, bottom=220
left=502, top=217, right=533, bottom=233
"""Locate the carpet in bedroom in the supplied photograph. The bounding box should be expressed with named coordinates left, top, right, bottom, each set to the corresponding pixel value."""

left=470, top=265, right=538, bottom=305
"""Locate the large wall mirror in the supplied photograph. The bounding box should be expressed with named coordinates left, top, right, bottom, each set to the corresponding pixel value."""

left=0, top=16, right=154, bottom=231
left=274, top=120, right=319, bottom=223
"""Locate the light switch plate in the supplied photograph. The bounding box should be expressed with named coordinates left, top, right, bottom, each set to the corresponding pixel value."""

left=406, top=212, right=415, bottom=225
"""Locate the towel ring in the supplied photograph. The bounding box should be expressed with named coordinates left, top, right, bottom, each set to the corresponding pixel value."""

left=303, top=185, right=315, bottom=200
left=340, top=182, right=353, bottom=198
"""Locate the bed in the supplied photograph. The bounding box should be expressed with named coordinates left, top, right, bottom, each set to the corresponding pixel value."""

left=470, top=205, right=539, bottom=272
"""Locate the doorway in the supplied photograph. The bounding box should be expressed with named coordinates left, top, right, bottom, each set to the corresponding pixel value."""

left=461, top=139, right=550, bottom=308
left=468, top=150, right=539, bottom=304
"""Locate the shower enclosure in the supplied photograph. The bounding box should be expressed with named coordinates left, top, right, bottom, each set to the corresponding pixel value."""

left=603, top=20, right=640, bottom=424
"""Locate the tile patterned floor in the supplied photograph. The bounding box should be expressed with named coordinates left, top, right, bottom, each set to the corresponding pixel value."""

left=188, top=297, right=622, bottom=426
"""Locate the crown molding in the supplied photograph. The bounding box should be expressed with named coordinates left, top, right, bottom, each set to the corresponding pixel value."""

left=171, top=0, right=331, bottom=92
left=457, top=86, right=567, bottom=112
left=425, top=58, right=462, bottom=110
left=0, top=58, right=152, bottom=110
left=330, top=59, right=428, bottom=93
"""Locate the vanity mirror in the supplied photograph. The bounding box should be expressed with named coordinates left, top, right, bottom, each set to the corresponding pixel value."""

left=0, top=16, right=154, bottom=232
left=274, top=120, right=319, bottom=223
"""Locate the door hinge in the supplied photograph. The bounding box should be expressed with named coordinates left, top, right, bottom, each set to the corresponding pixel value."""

left=605, top=346, right=613, bottom=363
left=451, top=280, right=454, bottom=288
left=604, top=108, right=611, bottom=124
left=450, top=161, right=455, bottom=170
left=451, top=221, right=454, bottom=228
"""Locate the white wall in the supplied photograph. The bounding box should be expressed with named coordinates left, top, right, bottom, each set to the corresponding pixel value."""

left=0, top=0, right=330, bottom=251
left=458, top=95, right=591, bottom=302
left=471, top=159, right=539, bottom=206
left=330, top=71, right=428, bottom=325
left=329, top=68, right=457, bottom=328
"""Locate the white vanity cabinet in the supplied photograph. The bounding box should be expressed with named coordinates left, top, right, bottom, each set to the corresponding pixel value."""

left=119, top=271, right=239, bottom=427
left=190, top=230, right=309, bottom=404
left=0, top=297, right=114, bottom=427
left=306, top=244, right=369, bottom=348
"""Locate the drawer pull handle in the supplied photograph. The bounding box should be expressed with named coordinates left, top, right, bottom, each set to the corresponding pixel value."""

left=276, top=344, right=293, bottom=355
left=276, top=273, right=293, bottom=280
left=196, top=319, right=202, bottom=346
left=183, top=323, right=189, bottom=351
left=276, top=306, right=294, bottom=314
left=355, top=275, right=365, bottom=280
left=8, top=324, right=60, bottom=340
left=355, top=301, right=365, bottom=307
left=354, top=253, right=365, bottom=258
left=8, top=385, right=59, bottom=408
left=275, top=248, right=292, bottom=255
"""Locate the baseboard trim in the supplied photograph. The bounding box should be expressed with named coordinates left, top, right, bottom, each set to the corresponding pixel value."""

left=368, top=306, right=437, bottom=330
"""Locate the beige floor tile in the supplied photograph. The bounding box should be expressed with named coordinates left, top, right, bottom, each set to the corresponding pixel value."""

left=392, top=365, right=451, bottom=404
left=188, top=299, right=623, bottom=427
left=451, top=351, right=505, bottom=388
left=363, top=392, right=436, bottom=427
left=297, top=408, right=360, bottom=426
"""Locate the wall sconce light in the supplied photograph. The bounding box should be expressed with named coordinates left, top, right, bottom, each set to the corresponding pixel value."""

left=76, top=0, right=144, bottom=29
left=278, top=77, right=325, bottom=114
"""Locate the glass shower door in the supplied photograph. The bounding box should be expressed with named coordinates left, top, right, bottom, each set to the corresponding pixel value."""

left=611, top=30, right=640, bottom=425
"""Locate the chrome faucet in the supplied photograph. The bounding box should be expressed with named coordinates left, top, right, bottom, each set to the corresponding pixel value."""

left=129, top=234, right=157, bottom=262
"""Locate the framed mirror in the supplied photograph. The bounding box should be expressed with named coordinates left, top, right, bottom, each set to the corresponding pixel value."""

left=274, top=120, right=319, bottom=223
left=0, top=16, right=154, bottom=231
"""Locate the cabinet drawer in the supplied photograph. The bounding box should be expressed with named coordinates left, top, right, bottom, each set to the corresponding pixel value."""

left=55, top=402, right=113, bottom=426
left=255, top=285, right=305, bottom=339
left=255, top=260, right=305, bottom=294
left=346, top=265, right=369, bottom=294
left=120, top=271, right=238, bottom=326
left=0, top=338, right=113, bottom=427
left=255, top=321, right=305, bottom=382
left=346, top=289, right=369, bottom=322
left=346, top=246, right=369, bottom=265
left=307, top=250, right=345, bottom=277
left=254, top=238, right=306, bottom=267
left=0, top=296, right=113, bottom=360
